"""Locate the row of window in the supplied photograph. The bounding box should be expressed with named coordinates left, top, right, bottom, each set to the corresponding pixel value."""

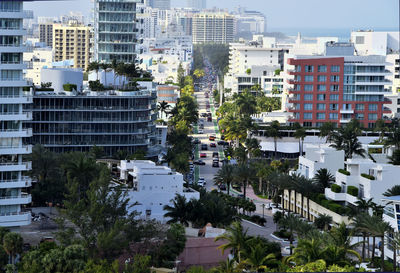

left=298, top=103, right=380, bottom=111
left=294, top=75, right=340, bottom=82
left=293, top=93, right=385, bottom=104
left=297, top=84, right=340, bottom=91
left=295, top=65, right=340, bottom=73
left=295, top=113, right=378, bottom=120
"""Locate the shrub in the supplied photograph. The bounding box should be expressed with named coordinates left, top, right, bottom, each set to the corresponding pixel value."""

left=347, top=186, right=359, bottom=197
left=338, top=169, right=350, bottom=176
left=89, top=80, right=104, bottom=91
left=273, top=230, right=291, bottom=239
left=246, top=68, right=251, bottom=75
left=361, top=173, right=375, bottom=180
left=63, top=83, right=77, bottom=92
left=331, top=184, right=341, bottom=193
left=316, top=193, right=326, bottom=203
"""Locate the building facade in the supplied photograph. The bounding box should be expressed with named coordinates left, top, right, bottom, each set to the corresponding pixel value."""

left=24, top=90, right=157, bottom=156
left=286, top=43, right=391, bottom=128
left=39, top=23, right=53, bottom=47
left=0, top=0, right=33, bottom=227
left=147, top=0, right=170, bottom=9
left=187, top=0, right=206, bottom=10
left=94, top=0, right=140, bottom=63
left=192, top=13, right=234, bottom=44
left=53, top=22, right=92, bottom=71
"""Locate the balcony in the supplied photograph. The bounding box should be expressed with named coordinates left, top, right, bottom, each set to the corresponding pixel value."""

left=0, top=145, right=32, bottom=155
left=340, top=109, right=354, bottom=114
left=0, top=194, right=31, bottom=206
left=0, top=128, right=32, bottom=138
left=0, top=212, right=31, bottom=227
left=383, top=107, right=392, bottom=113
left=325, top=188, right=347, bottom=201
left=287, top=79, right=299, bottom=84
left=0, top=112, right=32, bottom=121
left=0, top=161, right=31, bottom=172
left=0, top=177, right=32, bottom=189
left=340, top=119, right=351, bottom=123
left=0, top=44, right=28, bottom=53
left=0, top=95, right=32, bottom=104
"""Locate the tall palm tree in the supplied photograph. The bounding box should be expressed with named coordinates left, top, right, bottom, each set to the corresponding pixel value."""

left=330, top=121, right=365, bottom=159
left=383, top=185, right=400, bottom=197
left=290, top=237, right=325, bottom=264
left=388, top=149, right=400, bottom=165
left=385, top=127, right=400, bottom=150
left=314, top=214, right=332, bottom=231
left=374, top=119, right=388, bottom=142
left=234, top=91, right=257, bottom=117
left=245, top=137, right=261, bottom=159
left=266, top=121, right=281, bottom=159
left=255, top=162, right=271, bottom=195
left=163, top=194, right=190, bottom=226
left=87, top=61, right=100, bottom=80
left=313, top=168, right=335, bottom=193
left=278, top=214, right=301, bottom=254
left=319, top=122, right=336, bottom=143
left=215, top=221, right=252, bottom=263
left=3, top=232, right=22, bottom=265
left=294, top=127, right=307, bottom=156
left=388, top=231, right=400, bottom=272
left=214, top=164, right=235, bottom=195
left=355, top=198, right=375, bottom=213
left=233, top=163, right=254, bottom=199
left=157, top=101, right=171, bottom=120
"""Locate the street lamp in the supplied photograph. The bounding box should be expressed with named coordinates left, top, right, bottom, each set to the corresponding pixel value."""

left=261, top=203, right=266, bottom=219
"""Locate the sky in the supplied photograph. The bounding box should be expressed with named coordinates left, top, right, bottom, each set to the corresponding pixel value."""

left=26, top=0, right=399, bottom=32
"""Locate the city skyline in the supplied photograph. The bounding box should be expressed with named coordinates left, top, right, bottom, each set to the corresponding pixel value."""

left=25, top=0, right=399, bottom=30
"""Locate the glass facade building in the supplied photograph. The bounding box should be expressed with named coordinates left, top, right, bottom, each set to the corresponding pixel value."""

left=24, top=91, right=157, bottom=156
left=94, top=0, right=142, bottom=63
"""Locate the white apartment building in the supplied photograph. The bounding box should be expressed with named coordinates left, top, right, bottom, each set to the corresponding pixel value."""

left=192, top=13, right=234, bottom=44
left=24, top=47, right=53, bottom=86
left=141, top=35, right=193, bottom=63
left=382, top=196, right=400, bottom=266
left=350, top=30, right=400, bottom=56
left=325, top=158, right=400, bottom=206
left=0, top=0, right=33, bottom=227
left=296, top=146, right=345, bottom=179
left=232, top=7, right=266, bottom=34
left=119, top=160, right=199, bottom=221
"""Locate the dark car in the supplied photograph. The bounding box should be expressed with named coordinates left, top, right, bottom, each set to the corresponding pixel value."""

left=212, top=161, right=219, bottom=168
left=212, top=152, right=219, bottom=158
left=201, top=144, right=208, bottom=150
left=194, top=160, right=206, bottom=165
left=219, top=184, right=227, bottom=191
left=210, top=143, right=216, bottom=148
left=207, top=117, right=212, bottom=122
left=193, top=138, right=201, bottom=144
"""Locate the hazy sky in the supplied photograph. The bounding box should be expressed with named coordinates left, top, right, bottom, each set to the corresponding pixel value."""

left=26, top=0, right=399, bottom=30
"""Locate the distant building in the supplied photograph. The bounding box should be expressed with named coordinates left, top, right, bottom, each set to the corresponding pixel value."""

left=52, top=22, right=93, bottom=71
left=192, top=13, right=234, bottom=44
left=148, top=0, right=170, bottom=10
left=350, top=30, right=400, bottom=56
left=93, top=0, right=140, bottom=63
left=232, top=7, right=266, bottom=34
left=24, top=47, right=53, bottom=86
left=118, top=160, right=199, bottom=221
left=40, top=68, right=83, bottom=92
left=187, top=0, right=206, bottom=10
left=39, top=23, right=53, bottom=47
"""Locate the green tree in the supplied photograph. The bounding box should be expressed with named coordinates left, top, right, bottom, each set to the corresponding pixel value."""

left=313, top=214, right=332, bottom=231
left=388, top=149, right=400, bottom=165
left=214, top=164, right=235, bottom=195
left=266, top=121, right=281, bottom=158
left=241, top=242, right=276, bottom=272
left=383, top=185, right=400, bottom=197
left=313, top=168, right=335, bottom=192
left=177, top=63, right=185, bottom=89
left=157, top=101, right=171, bottom=120
left=163, top=195, right=191, bottom=226
left=294, top=127, right=306, bottom=156
left=278, top=214, right=301, bottom=254
left=3, top=232, right=22, bottom=265
left=319, top=122, right=336, bottom=143
left=330, top=120, right=365, bottom=159
left=233, top=163, right=254, bottom=199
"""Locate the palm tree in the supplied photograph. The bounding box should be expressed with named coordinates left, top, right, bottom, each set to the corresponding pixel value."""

left=215, top=221, right=252, bottom=263
left=319, top=122, right=336, bottom=143
left=374, top=119, right=388, bottom=142
left=330, top=121, right=365, bottom=159
left=278, top=214, right=301, bottom=254
left=383, top=185, right=400, bottom=197
left=290, top=237, right=325, bottom=264
left=234, top=91, right=257, bottom=117
left=355, top=198, right=375, bottom=213
left=313, top=169, right=335, bottom=192
left=241, top=243, right=276, bottom=272
left=3, top=232, right=22, bottom=265
left=214, top=164, right=235, bottom=195
left=233, top=163, right=254, bottom=199
left=266, top=121, right=281, bottom=159
left=163, top=194, right=190, bottom=226
left=87, top=61, right=100, bottom=80
left=313, top=214, right=332, bottom=231
left=388, top=231, right=400, bottom=272
left=385, top=127, right=400, bottom=150
left=215, top=258, right=237, bottom=273
left=157, top=101, right=171, bottom=120
left=245, top=138, right=261, bottom=159
left=193, top=69, right=205, bottom=79
left=388, top=149, right=400, bottom=165
left=255, top=162, right=272, bottom=195
left=294, top=127, right=306, bottom=156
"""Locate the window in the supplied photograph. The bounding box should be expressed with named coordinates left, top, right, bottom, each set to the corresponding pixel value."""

left=331, top=65, right=340, bottom=72
left=304, top=65, right=314, bottom=73
left=318, top=65, right=327, bottom=72
left=317, top=104, right=326, bottom=110
left=368, top=104, right=378, bottom=111
left=295, top=75, right=301, bottom=81
left=304, top=113, right=312, bottom=120
left=330, top=104, right=338, bottom=110
left=330, top=94, right=339, bottom=101
left=355, top=36, right=365, bottom=44
left=317, top=113, right=325, bottom=120
left=329, top=113, right=338, bottom=120
left=295, top=85, right=300, bottom=91
left=304, top=75, right=313, bottom=82
left=368, top=113, right=378, bottom=120
left=304, top=103, right=313, bottom=110
left=304, top=94, right=313, bottom=101
left=330, top=85, right=339, bottom=91
left=330, top=75, right=340, bottom=82
left=317, top=75, right=326, bottom=82
left=356, top=113, right=364, bottom=120
left=295, top=65, right=301, bottom=72
left=317, top=85, right=326, bottom=91
left=304, top=84, right=313, bottom=91
left=317, top=94, right=326, bottom=101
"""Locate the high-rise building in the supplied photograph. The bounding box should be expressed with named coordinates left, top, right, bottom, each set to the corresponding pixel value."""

left=192, top=13, right=234, bottom=44
left=94, top=0, right=140, bottom=63
left=286, top=42, right=392, bottom=128
left=187, top=0, right=206, bottom=10
left=148, top=0, right=170, bottom=10
left=0, top=0, right=33, bottom=227
left=39, top=23, right=53, bottom=47
left=53, top=22, right=93, bottom=71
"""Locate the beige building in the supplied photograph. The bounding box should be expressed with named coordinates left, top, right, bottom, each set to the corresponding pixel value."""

left=192, top=13, right=234, bottom=44
left=53, top=22, right=93, bottom=70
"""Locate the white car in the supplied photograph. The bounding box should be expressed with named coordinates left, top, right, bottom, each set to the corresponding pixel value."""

left=198, top=129, right=204, bottom=134
left=198, top=177, right=206, bottom=187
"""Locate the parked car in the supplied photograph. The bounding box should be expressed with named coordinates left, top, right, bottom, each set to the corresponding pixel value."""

left=212, top=152, right=219, bottom=158
left=201, top=144, right=208, bottom=150
left=209, top=135, right=216, bottom=141
left=200, top=153, right=207, bottom=158
left=198, top=129, right=204, bottom=134
left=212, top=161, right=219, bottom=168
left=198, top=177, right=206, bottom=187
left=193, top=138, right=201, bottom=144
left=210, top=143, right=216, bottom=148
left=194, top=160, right=205, bottom=165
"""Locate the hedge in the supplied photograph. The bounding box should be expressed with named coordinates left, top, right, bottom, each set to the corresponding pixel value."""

left=331, top=184, right=341, bottom=193
left=347, top=186, right=359, bottom=197
left=361, top=173, right=375, bottom=180
left=338, top=169, right=350, bottom=176
left=63, top=83, right=77, bottom=92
